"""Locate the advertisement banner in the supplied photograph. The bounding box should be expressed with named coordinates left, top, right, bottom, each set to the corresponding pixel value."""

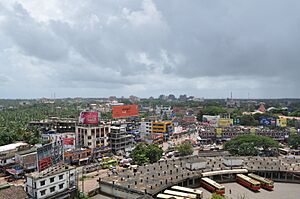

left=79, top=112, right=99, bottom=124
left=112, top=105, right=139, bottom=118
left=218, top=119, right=233, bottom=127
left=63, top=138, right=75, bottom=146
left=37, top=138, right=64, bottom=172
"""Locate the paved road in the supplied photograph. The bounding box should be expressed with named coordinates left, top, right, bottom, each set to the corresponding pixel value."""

left=198, top=182, right=300, bottom=199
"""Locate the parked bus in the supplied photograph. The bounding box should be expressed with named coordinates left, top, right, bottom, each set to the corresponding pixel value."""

left=236, top=174, right=260, bottom=191
left=201, top=177, right=225, bottom=195
left=156, top=193, right=184, bottom=199
left=171, top=186, right=203, bottom=198
left=248, top=173, right=274, bottom=190
left=164, top=190, right=197, bottom=199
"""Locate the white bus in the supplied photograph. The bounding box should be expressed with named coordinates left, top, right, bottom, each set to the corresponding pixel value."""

left=171, top=186, right=203, bottom=198
left=164, top=190, right=197, bottom=199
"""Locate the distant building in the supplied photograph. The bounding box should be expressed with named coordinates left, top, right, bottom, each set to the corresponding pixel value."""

left=29, top=118, right=76, bottom=134
left=25, top=165, right=77, bottom=199
left=258, top=103, right=266, bottom=113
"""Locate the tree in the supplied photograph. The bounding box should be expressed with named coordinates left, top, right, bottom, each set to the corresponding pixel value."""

left=240, top=115, right=258, bottom=126
left=288, top=134, right=300, bottom=149
left=176, top=141, right=194, bottom=156
left=224, top=134, right=279, bottom=156
left=130, top=143, right=163, bottom=165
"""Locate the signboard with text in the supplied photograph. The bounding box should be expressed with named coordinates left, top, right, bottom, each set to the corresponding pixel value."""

left=112, top=105, right=139, bottom=118
left=79, top=112, right=99, bottom=125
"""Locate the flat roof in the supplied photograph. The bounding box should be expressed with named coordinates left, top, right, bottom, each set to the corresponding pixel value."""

left=0, top=142, right=28, bottom=153
left=26, top=164, right=75, bottom=179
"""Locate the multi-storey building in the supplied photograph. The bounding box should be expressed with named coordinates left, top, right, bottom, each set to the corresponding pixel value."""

left=152, top=121, right=173, bottom=141
left=29, top=117, right=76, bottom=134
left=75, top=125, right=110, bottom=148
left=139, top=121, right=153, bottom=140
left=25, top=164, right=77, bottom=199
left=108, top=125, right=134, bottom=155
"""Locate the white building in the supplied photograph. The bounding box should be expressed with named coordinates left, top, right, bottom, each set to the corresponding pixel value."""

left=0, top=142, right=29, bottom=166
left=75, top=125, right=110, bottom=148
left=155, top=105, right=172, bottom=116
left=139, top=121, right=153, bottom=140
left=25, top=165, right=77, bottom=199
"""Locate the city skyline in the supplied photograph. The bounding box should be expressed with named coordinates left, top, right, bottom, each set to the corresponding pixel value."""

left=0, top=0, right=300, bottom=99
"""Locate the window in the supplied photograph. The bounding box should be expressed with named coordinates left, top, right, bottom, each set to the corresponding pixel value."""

left=59, top=174, right=64, bottom=180
left=88, top=136, right=92, bottom=140
left=70, top=173, right=74, bottom=177
left=40, top=190, right=46, bottom=196
left=40, top=180, right=45, bottom=186
left=50, top=186, right=55, bottom=192
left=50, top=177, right=55, bottom=183
left=59, top=183, right=64, bottom=189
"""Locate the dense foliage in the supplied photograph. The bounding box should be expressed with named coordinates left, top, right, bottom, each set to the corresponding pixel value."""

left=176, top=141, right=194, bottom=156
left=288, top=134, right=300, bottom=149
left=130, top=143, right=163, bottom=165
left=0, top=101, right=80, bottom=146
left=224, top=134, right=279, bottom=156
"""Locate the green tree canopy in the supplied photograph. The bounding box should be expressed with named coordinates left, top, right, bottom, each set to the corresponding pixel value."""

left=224, top=134, right=279, bottom=156
left=288, top=134, right=300, bottom=149
left=130, top=143, right=163, bottom=165
left=239, top=115, right=258, bottom=126
left=176, top=141, right=194, bottom=156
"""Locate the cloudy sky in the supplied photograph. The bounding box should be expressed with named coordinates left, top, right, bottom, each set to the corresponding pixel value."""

left=0, top=0, right=299, bottom=99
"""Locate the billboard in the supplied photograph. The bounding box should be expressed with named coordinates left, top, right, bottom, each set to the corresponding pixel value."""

left=37, top=138, right=64, bottom=172
left=277, top=118, right=287, bottom=127
left=79, top=111, right=99, bottom=124
left=218, top=119, right=233, bottom=127
left=202, top=115, right=220, bottom=127
left=63, top=138, right=75, bottom=149
left=112, top=105, right=139, bottom=118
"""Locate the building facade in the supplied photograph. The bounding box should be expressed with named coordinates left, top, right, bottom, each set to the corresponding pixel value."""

left=108, top=125, right=134, bottom=155
left=75, top=125, right=110, bottom=148
left=152, top=121, right=173, bottom=141
left=25, top=165, right=77, bottom=199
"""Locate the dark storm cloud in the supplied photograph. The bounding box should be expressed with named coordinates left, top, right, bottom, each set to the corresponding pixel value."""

left=0, top=0, right=299, bottom=98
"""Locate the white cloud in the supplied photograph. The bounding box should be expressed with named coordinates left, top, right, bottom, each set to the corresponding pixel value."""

left=0, top=0, right=299, bottom=98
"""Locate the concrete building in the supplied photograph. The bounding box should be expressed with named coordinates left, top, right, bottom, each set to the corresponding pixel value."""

left=75, top=125, right=110, bottom=149
left=139, top=121, right=153, bottom=140
left=108, top=125, right=134, bottom=155
left=29, top=118, right=76, bottom=134
left=0, top=142, right=30, bottom=166
left=25, top=165, right=77, bottom=199
left=152, top=121, right=173, bottom=141
left=15, top=148, right=37, bottom=171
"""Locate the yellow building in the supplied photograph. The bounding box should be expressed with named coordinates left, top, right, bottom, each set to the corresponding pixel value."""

left=152, top=121, right=173, bottom=141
